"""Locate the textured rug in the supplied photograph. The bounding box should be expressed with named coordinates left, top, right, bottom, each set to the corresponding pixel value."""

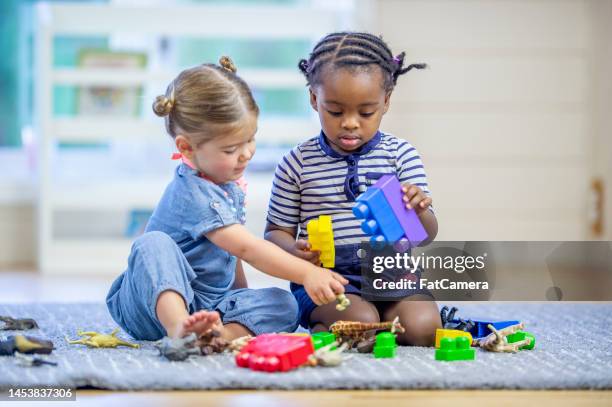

left=0, top=302, right=611, bottom=390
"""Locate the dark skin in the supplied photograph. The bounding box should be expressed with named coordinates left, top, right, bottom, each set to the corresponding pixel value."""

left=265, top=66, right=441, bottom=346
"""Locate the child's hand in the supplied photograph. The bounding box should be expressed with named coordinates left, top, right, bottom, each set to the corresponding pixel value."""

left=303, top=268, right=348, bottom=306
left=292, top=239, right=321, bottom=265
left=402, top=183, right=432, bottom=214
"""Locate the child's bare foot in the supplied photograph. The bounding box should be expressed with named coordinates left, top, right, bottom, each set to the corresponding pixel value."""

left=172, top=310, right=222, bottom=339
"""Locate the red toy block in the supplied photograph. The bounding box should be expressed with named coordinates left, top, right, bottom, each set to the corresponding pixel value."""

left=235, top=334, right=314, bottom=372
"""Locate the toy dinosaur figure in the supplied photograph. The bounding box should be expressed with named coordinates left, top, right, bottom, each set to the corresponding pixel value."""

left=155, top=333, right=201, bottom=361
left=228, top=335, right=253, bottom=354
left=0, top=316, right=39, bottom=330
left=308, top=341, right=348, bottom=367
left=329, top=316, right=405, bottom=348
left=65, top=329, right=139, bottom=349
left=336, top=294, right=351, bottom=311
left=474, top=323, right=531, bottom=353
left=197, top=325, right=229, bottom=355
left=14, top=352, right=58, bottom=367
left=0, top=335, right=54, bottom=355
left=439, top=306, right=475, bottom=332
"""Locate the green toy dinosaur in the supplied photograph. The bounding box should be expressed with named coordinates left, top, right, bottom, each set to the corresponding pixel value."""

left=65, top=329, right=139, bottom=349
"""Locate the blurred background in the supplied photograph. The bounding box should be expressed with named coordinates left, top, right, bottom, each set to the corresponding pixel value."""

left=0, top=0, right=610, bottom=301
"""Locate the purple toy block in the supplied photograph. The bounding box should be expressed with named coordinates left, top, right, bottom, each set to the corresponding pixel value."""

left=353, top=187, right=405, bottom=243
left=375, top=175, right=428, bottom=247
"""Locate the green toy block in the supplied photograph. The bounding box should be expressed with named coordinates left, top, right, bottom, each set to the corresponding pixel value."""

left=374, top=332, right=397, bottom=359
left=311, top=331, right=337, bottom=350
left=435, top=336, right=475, bottom=361
left=506, top=331, right=535, bottom=350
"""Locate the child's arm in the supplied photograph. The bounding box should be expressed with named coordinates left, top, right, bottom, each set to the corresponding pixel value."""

left=264, top=223, right=321, bottom=265
left=232, top=260, right=248, bottom=289
left=207, top=224, right=346, bottom=305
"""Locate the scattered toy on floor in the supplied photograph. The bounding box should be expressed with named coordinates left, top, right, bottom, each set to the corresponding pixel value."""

left=0, top=316, right=39, bottom=331
left=439, top=306, right=474, bottom=332
left=308, top=341, right=348, bottom=367
left=355, top=336, right=376, bottom=353
left=434, top=328, right=473, bottom=348
left=0, top=335, right=54, bottom=355
left=469, top=319, right=520, bottom=338
left=311, top=331, right=337, bottom=351
left=435, top=336, right=475, bottom=361
left=235, top=333, right=314, bottom=372
left=198, top=325, right=229, bottom=355
left=155, top=333, right=201, bottom=361
left=14, top=352, right=58, bottom=367
left=329, top=316, right=405, bottom=348
left=228, top=335, right=253, bottom=354
left=474, top=323, right=531, bottom=353
left=373, top=332, right=397, bottom=358
left=506, top=330, right=536, bottom=350
left=65, top=329, right=139, bottom=349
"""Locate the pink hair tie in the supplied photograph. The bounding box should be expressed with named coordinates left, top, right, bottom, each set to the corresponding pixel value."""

left=392, top=56, right=401, bottom=64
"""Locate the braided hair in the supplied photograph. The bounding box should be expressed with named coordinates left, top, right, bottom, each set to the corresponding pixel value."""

left=298, top=32, right=426, bottom=92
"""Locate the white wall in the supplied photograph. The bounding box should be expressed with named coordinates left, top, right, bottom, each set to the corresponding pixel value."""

left=370, top=0, right=598, bottom=240
left=1, top=0, right=611, bottom=269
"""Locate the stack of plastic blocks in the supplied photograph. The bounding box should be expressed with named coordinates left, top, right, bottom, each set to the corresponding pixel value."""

left=352, top=175, right=427, bottom=248
left=235, top=334, right=314, bottom=372
left=373, top=332, right=397, bottom=358
left=307, top=215, right=335, bottom=268
left=434, top=328, right=473, bottom=348
left=435, top=336, right=475, bottom=361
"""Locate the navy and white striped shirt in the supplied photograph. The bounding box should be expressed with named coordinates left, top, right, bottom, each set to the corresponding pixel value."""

left=266, top=131, right=431, bottom=269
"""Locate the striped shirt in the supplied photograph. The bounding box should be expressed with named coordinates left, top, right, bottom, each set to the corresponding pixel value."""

left=266, top=131, right=432, bottom=263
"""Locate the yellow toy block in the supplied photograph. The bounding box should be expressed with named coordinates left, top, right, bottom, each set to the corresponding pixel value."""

left=435, top=328, right=473, bottom=349
left=307, top=215, right=335, bottom=268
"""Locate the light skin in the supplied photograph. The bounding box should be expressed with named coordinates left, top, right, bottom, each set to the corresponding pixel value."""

left=264, top=66, right=441, bottom=345
left=157, top=112, right=348, bottom=340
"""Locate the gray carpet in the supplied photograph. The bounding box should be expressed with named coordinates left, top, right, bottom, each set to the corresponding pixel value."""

left=0, top=302, right=611, bottom=390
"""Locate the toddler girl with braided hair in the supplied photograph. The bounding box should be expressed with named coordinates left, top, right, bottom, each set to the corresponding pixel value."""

left=265, top=33, right=441, bottom=346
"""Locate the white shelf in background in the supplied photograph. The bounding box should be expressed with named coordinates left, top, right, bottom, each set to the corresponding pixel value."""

left=53, top=68, right=306, bottom=88
left=53, top=117, right=320, bottom=143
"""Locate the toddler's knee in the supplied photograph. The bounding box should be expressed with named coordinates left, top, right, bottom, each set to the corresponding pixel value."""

left=132, top=231, right=176, bottom=254
left=399, top=312, right=441, bottom=347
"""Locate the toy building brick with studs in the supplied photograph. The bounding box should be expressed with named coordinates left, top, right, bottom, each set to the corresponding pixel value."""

left=235, top=334, right=314, bottom=372
left=352, top=175, right=427, bottom=247
left=307, top=215, right=335, bottom=268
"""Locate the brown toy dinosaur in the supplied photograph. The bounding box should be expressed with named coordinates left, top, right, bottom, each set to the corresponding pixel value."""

left=474, top=322, right=532, bottom=353
left=329, top=316, right=405, bottom=348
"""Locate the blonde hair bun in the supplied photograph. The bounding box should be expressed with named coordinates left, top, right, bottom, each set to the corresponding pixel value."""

left=152, top=95, right=174, bottom=117
left=219, top=56, right=237, bottom=73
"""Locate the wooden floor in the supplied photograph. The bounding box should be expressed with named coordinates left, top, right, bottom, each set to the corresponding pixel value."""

left=1, top=270, right=611, bottom=406
left=70, top=390, right=612, bottom=406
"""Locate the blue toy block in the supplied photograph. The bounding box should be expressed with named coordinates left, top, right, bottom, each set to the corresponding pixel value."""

left=375, top=175, right=428, bottom=247
left=466, top=319, right=521, bottom=338
left=353, top=187, right=405, bottom=244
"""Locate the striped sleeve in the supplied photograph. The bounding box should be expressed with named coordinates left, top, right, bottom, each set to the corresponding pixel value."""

left=266, top=147, right=303, bottom=228
left=396, top=140, right=433, bottom=199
